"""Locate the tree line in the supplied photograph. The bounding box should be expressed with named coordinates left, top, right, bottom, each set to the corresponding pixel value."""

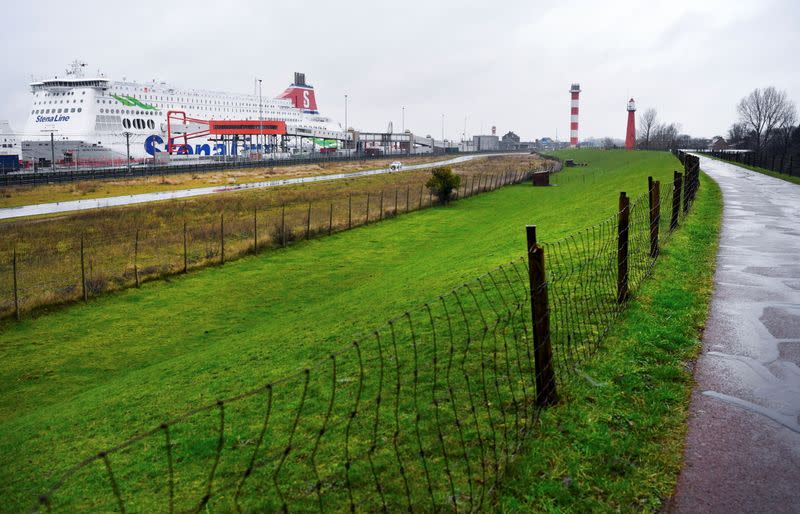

left=635, top=87, right=798, bottom=162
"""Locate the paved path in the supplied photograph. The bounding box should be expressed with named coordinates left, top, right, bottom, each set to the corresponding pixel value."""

left=0, top=153, right=513, bottom=220
left=670, top=156, right=800, bottom=513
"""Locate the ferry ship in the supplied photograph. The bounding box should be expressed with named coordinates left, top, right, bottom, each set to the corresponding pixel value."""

left=21, top=61, right=344, bottom=166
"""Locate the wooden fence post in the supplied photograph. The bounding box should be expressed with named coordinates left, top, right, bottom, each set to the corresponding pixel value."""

left=220, top=214, right=225, bottom=264
left=648, top=177, right=660, bottom=259
left=617, top=192, right=630, bottom=303
left=80, top=235, right=87, bottom=302
left=253, top=208, right=258, bottom=252
left=183, top=221, right=188, bottom=273
left=306, top=204, right=312, bottom=240
left=671, top=171, right=682, bottom=232
left=281, top=204, right=286, bottom=247
left=348, top=194, right=352, bottom=229
left=13, top=248, right=20, bottom=320
left=683, top=164, right=691, bottom=214
left=365, top=194, right=370, bottom=224
left=379, top=192, right=384, bottom=220
left=134, top=228, right=140, bottom=287
left=419, top=186, right=423, bottom=210
left=526, top=225, right=558, bottom=407
left=328, top=203, right=333, bottom=235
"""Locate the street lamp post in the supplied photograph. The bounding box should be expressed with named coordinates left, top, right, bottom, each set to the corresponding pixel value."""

left=258, top=79, right=263, bottom=158
left=441, top=114, right=444, bottom=152
left=124, top=132, right=132, bottom=173
left=402, top=106, right=405, bottom=133
left=344, top=93, right=348, bottom=154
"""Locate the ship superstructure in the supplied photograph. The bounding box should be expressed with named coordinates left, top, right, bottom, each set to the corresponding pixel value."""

left=21, top=62, right=342, bottom=165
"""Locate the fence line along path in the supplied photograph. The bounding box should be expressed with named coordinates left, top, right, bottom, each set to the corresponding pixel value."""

left=1, top=166, right=541, bottom=320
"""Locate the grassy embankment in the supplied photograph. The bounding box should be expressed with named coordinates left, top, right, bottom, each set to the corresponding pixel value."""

left=500, top=169, right=722, bottom=511
left=0, top=154, right=544, bottom=318
left=0, top=150, right=696, bottom=511
left=0, top=154, right=452, bottom=209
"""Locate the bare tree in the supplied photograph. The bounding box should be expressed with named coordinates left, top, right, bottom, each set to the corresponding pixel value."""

left=773, top=102, right=797, bottom=161
left=737, top=87, right=793, bottom=153
left=727, top=122, right=749, bottom=147
left=637, top=108, right=658, bottom=149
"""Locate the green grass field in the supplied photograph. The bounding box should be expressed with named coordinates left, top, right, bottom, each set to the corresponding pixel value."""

left=499, top=172, right=722, bottom=512
left=0, top=149, right=688, bottom=511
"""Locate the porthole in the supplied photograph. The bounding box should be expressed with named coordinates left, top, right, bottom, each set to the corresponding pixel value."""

left=147, top=119, right=155, bottom=129
left=123, top=119, right=131, bottom=129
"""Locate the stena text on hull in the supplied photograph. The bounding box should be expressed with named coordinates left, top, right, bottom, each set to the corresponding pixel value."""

left=22, top=61, right=344, bottom=166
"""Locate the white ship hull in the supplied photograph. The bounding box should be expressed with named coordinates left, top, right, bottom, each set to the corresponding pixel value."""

left=21, top=63, right=343, bottom=165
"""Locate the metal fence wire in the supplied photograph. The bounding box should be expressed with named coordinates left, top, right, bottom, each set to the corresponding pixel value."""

left=31, top=153, right=701, bottom=512
left=1, top=167, right=536, bottom=320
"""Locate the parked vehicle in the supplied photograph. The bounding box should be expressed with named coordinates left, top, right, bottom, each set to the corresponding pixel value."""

left=389, top=161, right=402, bottom=171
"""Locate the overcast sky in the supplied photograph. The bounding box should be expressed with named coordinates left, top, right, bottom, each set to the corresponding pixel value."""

left=2, top=0, right=798, bottom=141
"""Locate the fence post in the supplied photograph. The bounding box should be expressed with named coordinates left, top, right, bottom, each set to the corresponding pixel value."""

left=281, top=204, right=286, bottom=247
left=134, top=228, right=140, bottom=287
left=220, top=214, right=225, bottom=264
left=13, top=248, right=20, bottom=320
left=348, top=194, right=352, bottom=229
left=253, top=208, right=258, bottom=252
left=379, top=192, right=384, bottom=220
left=80, top=235, right=87, bottom=302
left=306, top=204, right=312, bottom=240
left=683, top=164, right=691, bottom=214
left=617, top=192, right=630, bottom=303
left=328, top=203, right=333, bottom=235
left=183, top=221, right=188, bottom=273
left=419, top=186, right=423, bottom=210
left=365, top=194, right=370, bottom=224
left=394, top=189, right=399, bottom=215
left=648, top=177, right=660, bottom=258
left=671, top=171, right=682, bottom=231
left=526, top=225, right=558, bottom=407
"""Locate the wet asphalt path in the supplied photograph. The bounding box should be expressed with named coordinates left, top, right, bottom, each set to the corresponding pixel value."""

left=670, top=156, right=800, bottom=513
left=0, top=153, right=515, bottom=220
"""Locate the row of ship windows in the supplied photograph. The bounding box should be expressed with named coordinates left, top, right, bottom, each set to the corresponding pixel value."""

left=35, top=100, right=84, bottom=105
left=36, top=91, right=86, bottom=96
left=33, top=108, right=83, bottom=114
left=122, top=118, right=156, bottom=130
left=99, top=108, right=161, bottom=116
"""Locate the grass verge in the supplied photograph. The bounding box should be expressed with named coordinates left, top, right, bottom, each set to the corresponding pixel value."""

left=498, top=172, right=722, bottom=512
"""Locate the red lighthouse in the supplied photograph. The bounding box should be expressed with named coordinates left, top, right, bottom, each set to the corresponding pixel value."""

left=625, top=98, right=636, bottom=150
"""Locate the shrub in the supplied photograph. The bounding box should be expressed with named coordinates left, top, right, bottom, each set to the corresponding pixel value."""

left=425, top=166, right=461, bottom=204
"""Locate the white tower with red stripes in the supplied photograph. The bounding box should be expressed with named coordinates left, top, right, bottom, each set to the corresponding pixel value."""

left=569, top=83, right=581, bottom=147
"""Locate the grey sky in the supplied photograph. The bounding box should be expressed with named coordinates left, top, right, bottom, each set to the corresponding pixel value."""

left=3, top=0, right=798, bottom=141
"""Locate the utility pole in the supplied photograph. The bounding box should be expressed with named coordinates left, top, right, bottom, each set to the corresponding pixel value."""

left=344, top=93, right=348, bottom=154
left=402, top=106, right=405, bottom=133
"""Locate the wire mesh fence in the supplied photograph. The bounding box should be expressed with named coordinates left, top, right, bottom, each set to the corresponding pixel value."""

left=1, top=168, right=537, bottom=320
left=30, top=154, right=702, bottom=512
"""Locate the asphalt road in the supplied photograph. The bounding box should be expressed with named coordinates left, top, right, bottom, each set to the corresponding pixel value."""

left=0, top=153, right=516, bottom=220
left=669, top=156, right=800, bottom=513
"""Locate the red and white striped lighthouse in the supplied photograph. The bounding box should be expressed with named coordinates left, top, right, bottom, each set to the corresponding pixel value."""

left=569, top=83, right=581, bottom=147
